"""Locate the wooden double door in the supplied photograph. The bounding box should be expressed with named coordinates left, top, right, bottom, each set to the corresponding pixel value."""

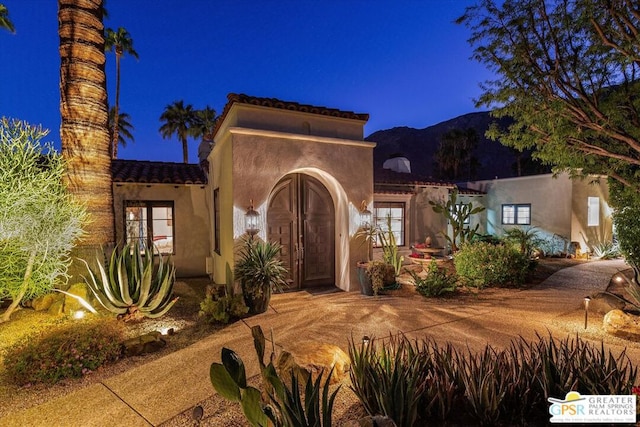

left=267, top=174, right=335, bottom=289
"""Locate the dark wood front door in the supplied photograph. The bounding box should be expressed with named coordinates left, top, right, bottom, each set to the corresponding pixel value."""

left=267, top=174, right=335, bottom=289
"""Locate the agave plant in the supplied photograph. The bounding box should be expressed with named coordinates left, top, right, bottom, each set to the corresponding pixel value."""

left=82, top=241, right=178, bottom=321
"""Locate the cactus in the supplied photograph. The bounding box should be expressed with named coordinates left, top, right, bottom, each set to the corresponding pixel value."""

left=81, top=241, right=178, bottom=321
left=210, top=325, right=339, bottom=427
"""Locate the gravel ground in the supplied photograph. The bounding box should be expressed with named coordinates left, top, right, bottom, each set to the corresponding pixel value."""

left=1, top=258, right=632, bottom=426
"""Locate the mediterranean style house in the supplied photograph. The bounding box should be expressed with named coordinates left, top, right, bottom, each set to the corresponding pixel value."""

left=111, top=94, right=613, bottom=291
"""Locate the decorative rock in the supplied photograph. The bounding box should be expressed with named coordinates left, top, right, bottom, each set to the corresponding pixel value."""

left=603, top=309, right=640, bottom=341
left=63, top=283, right=91, bottom=314
left=276, top=341, right=350, bottom=385
left=31, top=293, right=62, bottom=311
left=123, top=331, right=167, bottom=357
left=48, top=299, right=64, bottom=316
left=589, top=292, right=626, bottom=315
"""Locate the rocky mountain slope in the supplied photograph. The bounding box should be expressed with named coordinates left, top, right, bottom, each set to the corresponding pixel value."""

left=366, top=111, right=548, bottom=181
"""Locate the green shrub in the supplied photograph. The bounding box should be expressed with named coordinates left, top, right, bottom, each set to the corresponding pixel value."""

left=504, top=226, right=543, bottom=257
left=199, top=292, right=248, bottom=324
left=348, top=334, right=637, bottom=426
left=454, top=241, right=530, bottom=288
left=610, top=180, right=640, bottom=278
left=3, top=318, right=124, bottom=385
left=410, top=260, right=457, bottom=297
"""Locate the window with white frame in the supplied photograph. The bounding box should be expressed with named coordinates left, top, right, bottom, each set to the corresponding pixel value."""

left=502, top=203, right=531, bottom=225
left=125, top=201, right=175, bottom=254
left=587, top=197, right=600, bottom=226
left=373, top=202, right=405, bottom=247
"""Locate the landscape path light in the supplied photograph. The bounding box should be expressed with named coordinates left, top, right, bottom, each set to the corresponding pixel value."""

left=584, top=296, right=591, bottom=329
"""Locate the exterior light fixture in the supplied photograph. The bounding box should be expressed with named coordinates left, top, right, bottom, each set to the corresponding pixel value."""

left=359, top=200, right=372, bottom=229
left=362, top=335, right=370, bottom=345
left=584, top=296, right=591, bottom=329
left=245, top=199, right=260, bottom=237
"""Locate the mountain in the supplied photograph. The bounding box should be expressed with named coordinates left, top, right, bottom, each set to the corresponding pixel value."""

left=365, top=111, right=548, bottom=181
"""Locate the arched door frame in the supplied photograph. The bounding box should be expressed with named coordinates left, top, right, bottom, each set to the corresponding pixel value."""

left=267, top=167, right=350, bottom=291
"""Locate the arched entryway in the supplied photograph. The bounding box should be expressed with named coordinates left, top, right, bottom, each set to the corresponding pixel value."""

left=267, top=173, right=335, bottom=289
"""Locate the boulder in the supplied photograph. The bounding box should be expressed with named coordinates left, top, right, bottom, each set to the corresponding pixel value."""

left=63, top=283, right=91, bottom=314
left=48, top=299, right=64, bottom=316
left=31, top=293, right=62, bottom=311
left=123, top=331, right=167, bottom=357
left=276, top=341, right=350, bottom=385
left=588, top=292, right=626, bottom=315
left=603, top=309, right=640, bottom=341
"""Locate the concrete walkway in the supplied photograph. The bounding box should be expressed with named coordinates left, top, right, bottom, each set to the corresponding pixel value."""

left=1, top=259, right=637, bottom=427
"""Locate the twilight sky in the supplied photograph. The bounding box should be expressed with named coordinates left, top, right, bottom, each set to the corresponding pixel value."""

left=1, top=0, right=494, bottom=163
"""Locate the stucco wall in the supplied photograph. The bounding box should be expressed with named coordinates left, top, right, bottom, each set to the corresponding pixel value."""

left=210, top=119, right=374, bottom=291
left=209, top=131, right=235, bottom=287
left=570, top=176, right=612, bottom=252
left=113, top=183, right=210, bottom=277
left=466, top=173, right=573, bottom=241
left=217, top=104, right=365, bottom=141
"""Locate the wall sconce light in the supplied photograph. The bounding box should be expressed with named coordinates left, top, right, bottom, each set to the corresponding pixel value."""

left=584, top=296, right=591, bottom=329
left=245, top=199, right=260, bottom=236
left=359, top=200, right=372, bottom=230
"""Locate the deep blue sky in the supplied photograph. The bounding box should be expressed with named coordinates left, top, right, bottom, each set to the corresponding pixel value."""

left=1, top=1, right=492, bottom=163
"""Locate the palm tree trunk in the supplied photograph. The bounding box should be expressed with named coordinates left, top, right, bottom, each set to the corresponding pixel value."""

left=59, top=0, right=115, bottom=253
left=181, top=137, right=189, bottom=163
left=112, top=51, right=121, bottom=158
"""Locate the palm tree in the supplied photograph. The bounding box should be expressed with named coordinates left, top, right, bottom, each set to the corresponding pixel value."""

left=192, top=105, right=217, bottom=146
left=105, top=27, right=138, bottom=158
left=159, top=100, right=196, bottom=163
left=108, top=106, right=135, bottom=153
left=0, top=3, right=15, bottom=33
left=59, top=0, right=114, bottom=250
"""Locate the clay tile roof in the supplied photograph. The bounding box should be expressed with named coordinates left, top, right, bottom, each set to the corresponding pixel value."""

left=374, top=168, right=454, bottom=187
left=111, top=159, right=207, bottom=185
left=213, top=93, right=370, bottom=137
left=456, top=186, right=486, bottom=196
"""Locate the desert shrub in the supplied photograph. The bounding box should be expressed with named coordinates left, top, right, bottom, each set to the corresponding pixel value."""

left=591, top=240, right=621, bottom=260
left=454, top=241, right=530, bottom=288
left=410, top=260, right=457, bottom=297
left=0, top=118, right=87, bottom=322
left=199, top=291, right=248, bottom=324
left=504, top=226, right=543, bottom=257
left=348, top=333, right=636, bottom=426
left=3, top=317, right=124, bottom=385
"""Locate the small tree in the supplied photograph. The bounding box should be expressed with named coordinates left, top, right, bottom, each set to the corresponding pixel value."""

left=0, top=118, right=87, bottom=322
left=430, top=187, right=485, bottom=252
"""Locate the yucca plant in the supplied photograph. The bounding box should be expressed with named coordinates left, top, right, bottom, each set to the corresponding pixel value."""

left=82, top=241, right=178, bottom=321
left=235, top=237, right=288, bottom=314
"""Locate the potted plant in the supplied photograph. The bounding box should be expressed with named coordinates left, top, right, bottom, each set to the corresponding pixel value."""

left=235, top=237, right=288, bottom=314
left=355, top=215, right=401, bottom=296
